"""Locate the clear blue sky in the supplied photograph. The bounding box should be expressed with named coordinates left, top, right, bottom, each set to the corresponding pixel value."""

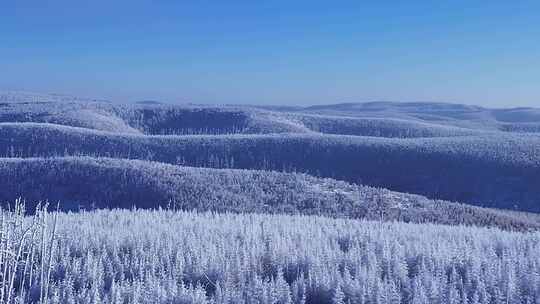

left=1, top=1, right=539, bottom=107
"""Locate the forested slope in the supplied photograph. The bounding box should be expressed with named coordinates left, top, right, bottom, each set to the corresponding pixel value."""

left=1, top=92, right=539, bottom=221
left=0, top=94, right=310, bottom=135
left=286, top=113, right=481, bottom=137
left=2, top=157, right=539, bottom=231
left=1, top=122, right=539, bottom=212
left=289, top=101, right=540, bottom=133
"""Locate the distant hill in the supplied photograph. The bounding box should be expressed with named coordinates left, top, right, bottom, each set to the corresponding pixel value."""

left=134, top=100, right=164, bottom=105
left=292, top=101, right=540, bottom=132
left=3, top=91, right=540, bottom=136
left=0, top=93, right=311, bottom=135
left=1, top=91, right=539, bottom=218
left=0, top=90, right=111, bottom=104
left=1, top=123, right=539, bottom=212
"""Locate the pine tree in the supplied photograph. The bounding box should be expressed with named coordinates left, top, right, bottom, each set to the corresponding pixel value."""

left=332, top=284, right=345, bottom=304
left=388, top=280, right=402, bottom=304
left=448, top=284, right=461, bottom=304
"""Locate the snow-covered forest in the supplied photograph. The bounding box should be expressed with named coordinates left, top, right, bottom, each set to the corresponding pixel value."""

left=1, top=205, right=539, bottom=304
left=1, top=91, right=540, bottom=303
left=1, top=157, right=539, bottom=231
left=1, top=122, right=539, bottom=211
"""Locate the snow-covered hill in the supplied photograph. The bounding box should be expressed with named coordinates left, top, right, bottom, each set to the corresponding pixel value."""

left=1, top=91, right=539, bottom=218
left=2, top=156, right=538, bottom=230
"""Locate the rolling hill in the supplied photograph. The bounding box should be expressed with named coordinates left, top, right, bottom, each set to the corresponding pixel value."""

left=1, top=156, right=539, bottom=231
left=2, top=91, right=540, bottom=304
left=1, top=91, right=539, bottom=223
left=1, top=122, right=539, bottom=212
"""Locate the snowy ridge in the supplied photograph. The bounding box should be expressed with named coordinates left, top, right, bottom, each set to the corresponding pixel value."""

left=1, top=91, right=540, bottom=222
left=1, top=122, right=539, bottom=212
left=1, top=156, right=539, bottom=231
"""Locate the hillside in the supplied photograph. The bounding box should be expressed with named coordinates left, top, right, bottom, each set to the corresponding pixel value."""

left=288, top=101, right=540, bottom=132
left=1, top=91, right=539, bottom=220
left=283, top=113, right=482, bottom=137
left=8, top=91, right=540, bottom=137
left=2, top=157, right=539, bottom=231
left=1, top=122, right=539, bottom=212
left=1, top=91, right=540, bottom=304
left=0, top=92, right=310, bottom=135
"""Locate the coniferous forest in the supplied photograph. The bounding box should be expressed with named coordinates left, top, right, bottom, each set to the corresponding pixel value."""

left=1, top=92, right=540, bottom=303
left=3, top=2, right=540, bottom=302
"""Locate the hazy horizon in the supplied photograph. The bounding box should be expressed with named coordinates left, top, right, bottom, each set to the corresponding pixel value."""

left=3, top=89, right=539, bottom=110
left=1, top=1, right=539, bottom=108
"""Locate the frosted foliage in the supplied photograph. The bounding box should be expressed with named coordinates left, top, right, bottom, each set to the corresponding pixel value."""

left=2, top=207, right=539, bottom=304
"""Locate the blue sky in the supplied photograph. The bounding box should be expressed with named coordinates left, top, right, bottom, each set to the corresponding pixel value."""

left=1, top=1, right=539, bottom=107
